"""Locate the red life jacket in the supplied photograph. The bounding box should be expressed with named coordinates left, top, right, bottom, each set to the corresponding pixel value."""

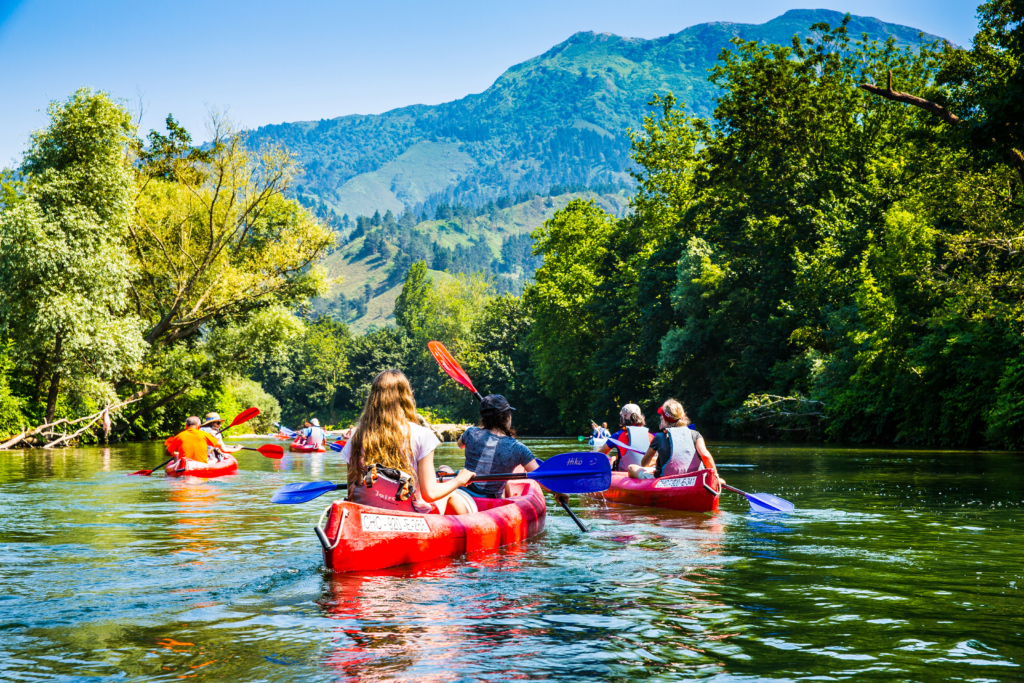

left=350, top=464, right=434, bottom=513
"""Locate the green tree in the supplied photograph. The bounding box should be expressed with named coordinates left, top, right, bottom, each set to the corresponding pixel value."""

left=0, top=88, right=147, bottom=422
left=472, top=294, right=560, bottom=434
left=122, top=114, right=335, bottom=431
left=394, top=260, right=431, bottom=336
left=296, top=316, right=351, bottom=422
left=525, top=199, right=616, bottom=430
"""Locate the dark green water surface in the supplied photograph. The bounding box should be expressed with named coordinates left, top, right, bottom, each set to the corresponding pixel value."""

left=0, top=438, right=1020, bottom=681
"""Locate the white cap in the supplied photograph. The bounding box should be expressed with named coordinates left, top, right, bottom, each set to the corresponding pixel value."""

left=310, top=418, right=320, bottom=426
left=620, top=403, right=642, bottom=419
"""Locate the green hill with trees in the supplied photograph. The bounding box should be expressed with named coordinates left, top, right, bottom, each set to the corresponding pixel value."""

left=255, top=9, right=939, bottom=221
left=256, top=9, right=942, bottom=328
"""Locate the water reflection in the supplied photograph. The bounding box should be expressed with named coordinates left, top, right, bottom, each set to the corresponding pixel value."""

left=0, top=439, right=1020, bottom=681
left=167, top=479, right=224, bottom=557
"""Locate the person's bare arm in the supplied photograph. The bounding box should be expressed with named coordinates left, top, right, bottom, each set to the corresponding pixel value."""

left=696, top=438, right=724, bottom=482
left=417, top=452, right=473, bottom=502
left=640, top=446, right=658, bottom=468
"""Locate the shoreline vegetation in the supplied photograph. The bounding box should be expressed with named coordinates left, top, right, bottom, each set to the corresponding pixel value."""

left=1, top=3, right=1021, bottom=450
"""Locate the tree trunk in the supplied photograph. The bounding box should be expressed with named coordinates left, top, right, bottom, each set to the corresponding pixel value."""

left=44, top=334, right=63, bottom=423
left=32, top=360, right=48, bottom=403
left=44, top=373, right=60, bottom=423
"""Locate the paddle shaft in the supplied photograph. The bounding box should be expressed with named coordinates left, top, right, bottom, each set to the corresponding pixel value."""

left=558, top=498, right=589, bottom=532
left=130, top=457, right=174, bottom=476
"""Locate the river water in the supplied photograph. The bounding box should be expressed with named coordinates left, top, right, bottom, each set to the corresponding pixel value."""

left=0, top=438, right=1020, bottom=682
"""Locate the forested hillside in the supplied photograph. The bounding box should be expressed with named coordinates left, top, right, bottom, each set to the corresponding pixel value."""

left=251, top=9, right=940, bottom=220
left=256, top=8, right=941, bottom=328
left=316, top=187, right=629, bottom=331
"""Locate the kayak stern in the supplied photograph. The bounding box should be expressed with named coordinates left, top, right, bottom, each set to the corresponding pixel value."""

left=318, top=479, right=547, bottom=572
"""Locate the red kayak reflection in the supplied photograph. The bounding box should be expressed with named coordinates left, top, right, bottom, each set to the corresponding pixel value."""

left=317, top=543, right=537, bottom=682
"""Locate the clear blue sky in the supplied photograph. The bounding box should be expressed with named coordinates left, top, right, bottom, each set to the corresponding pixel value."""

left=0, top=0, right=981, bottom=166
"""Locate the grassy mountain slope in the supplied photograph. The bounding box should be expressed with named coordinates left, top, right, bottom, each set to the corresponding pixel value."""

left=260, top=9, right=942, bottom=329
left=319, top=189, right=630, bottom=331
left=254, top=9, right=941, bottom=219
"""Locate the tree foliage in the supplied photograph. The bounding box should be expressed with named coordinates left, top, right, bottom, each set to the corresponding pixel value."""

left=0, top=88, right=147, bottom=422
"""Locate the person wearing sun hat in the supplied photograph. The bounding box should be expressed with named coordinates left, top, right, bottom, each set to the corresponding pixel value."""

left=199, top=412, right=242, bottom=455
left=597, top=403, right=655, bottom=471
left=305, top=418, right=327, bottom=448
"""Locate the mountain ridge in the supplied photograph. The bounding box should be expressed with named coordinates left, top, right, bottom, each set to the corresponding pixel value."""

left=254, top=9, right=944, bottom=330
left=252, top=9, right=942, bottom=221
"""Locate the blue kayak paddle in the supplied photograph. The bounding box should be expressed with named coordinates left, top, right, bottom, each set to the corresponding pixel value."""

left=270, top=452, right=611, bottom=505
left=722, top=483, right=795, bottom=512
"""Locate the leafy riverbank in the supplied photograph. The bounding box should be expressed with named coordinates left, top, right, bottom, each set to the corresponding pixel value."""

left=1, top=3, right=1020, bottom=449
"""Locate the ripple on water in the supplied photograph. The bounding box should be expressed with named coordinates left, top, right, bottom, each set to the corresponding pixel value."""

left=0, top=440, right=1021, bottom=681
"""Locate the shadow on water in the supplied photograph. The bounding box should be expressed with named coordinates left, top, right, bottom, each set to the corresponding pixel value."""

left=0, top=438, right=1020, bottom=680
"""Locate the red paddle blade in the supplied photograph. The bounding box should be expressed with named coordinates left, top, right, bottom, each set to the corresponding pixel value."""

left=127, top=469, right=155, bottom=476
left=229, top=407, right=260, bottom=429
left=428, top=341, right=478, bottom=395
left=257, top=443, right=284, bottom=459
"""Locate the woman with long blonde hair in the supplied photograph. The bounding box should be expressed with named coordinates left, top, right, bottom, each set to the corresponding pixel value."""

left=340, top=370, right=474, bottom=513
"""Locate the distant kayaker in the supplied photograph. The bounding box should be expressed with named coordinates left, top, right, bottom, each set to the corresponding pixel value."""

left=598, top=404, right=654, bottom=471
left=340, top=370, right=474, bottom=514
left=305, top=418, right=327, bottom=448
left=296, top=420, right=312, bottom=444
left=627, top=399, right=723, bottom=482
left=165, top=416, right=224, bottom=465
left=200, top=412, right=242, bottom=457
left=458, top=394, right=569, bottom=506
left=590, top=421, right=611, bottom=439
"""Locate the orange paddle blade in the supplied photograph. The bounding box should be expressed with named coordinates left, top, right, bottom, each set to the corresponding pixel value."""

left=428, top=341, right=480, bottom=397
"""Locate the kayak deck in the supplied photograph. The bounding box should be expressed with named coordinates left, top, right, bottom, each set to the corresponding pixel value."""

left=318, top=479, right=547, bottom=572
left=165, top=454, right=239, bottom=478
left=586, top=469, right=720, bottom=512
left=289, top=440, right=326, bottom=453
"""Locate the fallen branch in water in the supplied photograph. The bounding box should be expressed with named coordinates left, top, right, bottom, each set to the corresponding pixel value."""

left=728, top=393, right=827, bottom=435
left=0, top=392, right=148, bottom=450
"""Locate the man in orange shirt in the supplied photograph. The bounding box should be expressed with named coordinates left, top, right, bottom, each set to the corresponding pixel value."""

left=165, top=416, right=223, bottom=464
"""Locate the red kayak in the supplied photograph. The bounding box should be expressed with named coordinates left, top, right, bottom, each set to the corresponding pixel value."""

left=165, top=454, right=239, bottom=478
left=316, top=479, right=547, bottom=572
left=289, top=439, right=326, bottom=453
left=587, top=468, right=720, bottom=512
